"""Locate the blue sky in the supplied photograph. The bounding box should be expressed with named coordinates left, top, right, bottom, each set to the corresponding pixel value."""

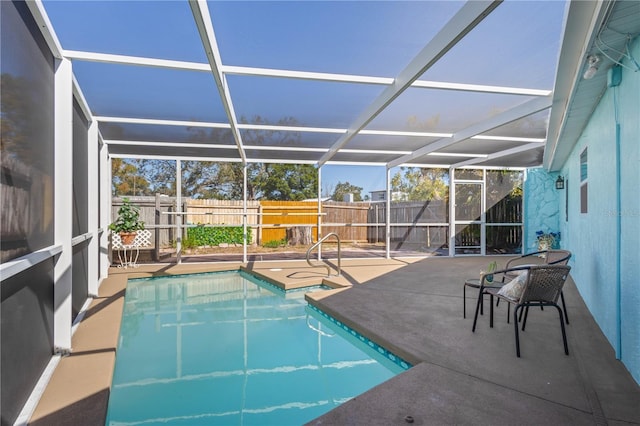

left=322, top=165, right=388, bottom=198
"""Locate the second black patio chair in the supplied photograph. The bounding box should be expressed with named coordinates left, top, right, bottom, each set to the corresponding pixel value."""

left=472, top=264, right=572, bottom=357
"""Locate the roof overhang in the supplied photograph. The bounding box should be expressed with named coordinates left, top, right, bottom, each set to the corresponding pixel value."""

left=545, top=0, right=640, bottom=171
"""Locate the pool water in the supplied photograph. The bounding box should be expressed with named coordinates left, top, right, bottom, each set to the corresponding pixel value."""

left=106, top=271, right=405, bottom=425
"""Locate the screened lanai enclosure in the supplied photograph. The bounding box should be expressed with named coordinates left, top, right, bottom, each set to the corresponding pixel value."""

left=6, top=0, right=640, bottom=424
left=3, top=0, right=566, bottom=264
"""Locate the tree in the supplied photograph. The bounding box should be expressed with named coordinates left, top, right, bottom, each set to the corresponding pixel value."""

left=253, top=163, right=317, bottom=200
left=331, top=181, right=363, bottom=202
left=322, top=182, right=335, bottom=199
left=180, top=116, right=318, bottom=200
left=181, top=160, right=223, bottom=199
left=140, top=159, right=176, bottom=196
left=112, top=158, right=149, bottom=196
left=109, top=116, right=320, bottom=200
left=391, top=167, right=448, bottom=201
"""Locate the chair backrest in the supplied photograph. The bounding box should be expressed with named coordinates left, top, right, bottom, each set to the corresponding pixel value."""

left=544, top=250, right=571, bottom=265
left=519, top=265, right=571, bottom=304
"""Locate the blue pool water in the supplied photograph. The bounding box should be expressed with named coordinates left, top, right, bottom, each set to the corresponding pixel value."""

left=106, top=270, right=407, bottom=425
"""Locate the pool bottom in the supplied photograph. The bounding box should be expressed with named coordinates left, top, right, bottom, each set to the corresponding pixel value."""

left=106, top=270, right=407, bottom=425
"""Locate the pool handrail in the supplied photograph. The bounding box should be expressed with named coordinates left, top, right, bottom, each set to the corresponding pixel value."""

left=306, top=232, right=341, bottom=277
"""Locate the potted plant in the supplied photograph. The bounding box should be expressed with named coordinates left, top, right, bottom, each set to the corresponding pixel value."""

left=536, top=230, right=560, bottom=251
left=109, top=198, right=145, bottom=245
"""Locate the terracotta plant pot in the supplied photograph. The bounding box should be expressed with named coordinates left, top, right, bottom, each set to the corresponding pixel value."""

left=120, top=232, right=137, bottom=246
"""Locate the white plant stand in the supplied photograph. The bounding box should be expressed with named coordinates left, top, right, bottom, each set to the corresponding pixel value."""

left=112, top=230, right=152, bottom=268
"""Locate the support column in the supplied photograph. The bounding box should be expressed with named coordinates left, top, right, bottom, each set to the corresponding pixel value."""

left=53, top=57, right=73, bottom=353
left=449, top=168, right=455, bottom=257
left=385, top=167, right=391, bottom=259
left=243, top=163, right=247, bottom=264
left=317, top=166, right=322, bottom=260
left=87, top=119, right=99, bottom=296
left=176, top=160, right=182, bottom=264
left=481, top=169, right=487, bottom=256
left=99, top=138, right=111, bottom=278
left=154, top=193, right=161, bottom=262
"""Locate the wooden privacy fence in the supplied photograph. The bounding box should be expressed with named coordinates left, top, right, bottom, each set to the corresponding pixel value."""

left=260, top=201, right=319, bottom=244
left=186, top=199, right=260, bottom=226
left=322, top=201, right=369, bottom=242
left=259, top=200, right=371, bottom=244
left=111, top=196, right=521, bottom=250
left=111, top=198, right=371, bottom=247
left=185, top=199, right=260, bottom=243
left=368, top=200, right=449, bottom=249
left=111, top=196, right=176, bottom=250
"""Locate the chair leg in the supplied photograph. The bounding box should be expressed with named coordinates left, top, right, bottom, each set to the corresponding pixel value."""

left=554, top=304, right=569, bottom=355
left=514, top=305, right=522, bottom=357
left=561, top=291, right=569, bottom=324
left=489, top=294, right=494, bottom=328
left=522, top=305, right=529, bottom=331
left=472, top=289, right=484, bottom=332
left=463, top=284, right=466, bottom=318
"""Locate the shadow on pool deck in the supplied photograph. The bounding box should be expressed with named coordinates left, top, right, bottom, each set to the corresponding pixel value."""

left=28, top=256, right=640, bottom=425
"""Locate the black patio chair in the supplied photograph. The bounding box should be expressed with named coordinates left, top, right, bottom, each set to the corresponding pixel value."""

left=503, top=250, right=572, bottom=324
left=473, top=264, right=571, bottom=357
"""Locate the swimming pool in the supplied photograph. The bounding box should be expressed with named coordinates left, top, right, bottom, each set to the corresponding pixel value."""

left=106, top=270, right=408, bottom=425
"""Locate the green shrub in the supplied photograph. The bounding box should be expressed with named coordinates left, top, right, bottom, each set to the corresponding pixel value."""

left=186, top=225, right=252, bottom=247
left=263, top=238, right=287, bottom=248
left=181, top=234, right=199, bottom=249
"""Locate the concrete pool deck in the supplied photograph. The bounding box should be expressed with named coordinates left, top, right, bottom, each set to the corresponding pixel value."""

left=28, top=256, right=640, bottom=425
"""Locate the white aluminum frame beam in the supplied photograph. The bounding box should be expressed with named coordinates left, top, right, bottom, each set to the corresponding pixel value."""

left=104, top=139, right=415, bottom=155
left=108, top=153, right=493, bottom=169
left=94, top=115, right=453, bottom=137
left=189, top=0, right=246, bottom=163
left=26, top=0, right=64, bottom=59
left=318, top=0, right=502, bottom=166
left=63, top=49, right=211, bottom=71
left=95, top=116, right=231, bottom=129
left=223, top=65, right=551, bottom=97
left=96, top=116, right=545, bottom=143
left=72, top=75, right=92, bottom=124
left=388, top=95, right=552, bottom=168
left=63, top=51, right=550, bottom=97
left=451, top=142, right=543, bottom=168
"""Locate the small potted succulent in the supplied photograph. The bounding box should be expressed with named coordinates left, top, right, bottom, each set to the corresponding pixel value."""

left=536, top=230, right=560, bottom=251
left=109, top=198, right=145, bottom=245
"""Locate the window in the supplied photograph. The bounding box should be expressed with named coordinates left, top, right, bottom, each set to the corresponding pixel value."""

left=580, top=148, right=588, bottom=213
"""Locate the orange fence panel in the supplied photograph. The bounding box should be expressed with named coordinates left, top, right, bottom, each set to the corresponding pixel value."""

left=260, top=201, right=318, bottom=244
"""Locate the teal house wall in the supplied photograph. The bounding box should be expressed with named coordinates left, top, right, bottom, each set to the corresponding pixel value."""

left=552, top=37, right=639, bottom=383
left=523, top=169, right=561, bottom=253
